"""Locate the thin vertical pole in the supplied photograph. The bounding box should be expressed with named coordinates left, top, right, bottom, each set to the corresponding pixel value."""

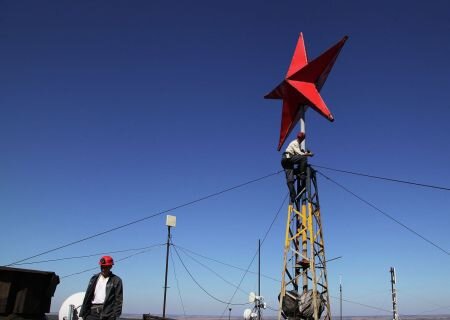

left=258, top=239, right=261, bottom=320
left=340, top=276, right=342, bottom=320
left=258, top=239, right=261, bottom=297
left=390, top=267, right=398, bottom=320
left=299, top=106, right=306, bottom=150
left=299, top=105, right=307, bottom=294
left=163, top=226, right=171, bottom=318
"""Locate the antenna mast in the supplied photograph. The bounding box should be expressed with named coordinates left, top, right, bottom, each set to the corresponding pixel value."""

left=163, top=215, right=176, bottom=318
left=390, top=267, right=399, bottom=320
left=339, top=276, right=342, bottom=320
left=258, top=239, right=261, bottom=320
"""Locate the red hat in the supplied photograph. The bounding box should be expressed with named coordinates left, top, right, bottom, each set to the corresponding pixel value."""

left=99, top=256, right=114, bottom=266
left=297, top=132, right=305, bottom=140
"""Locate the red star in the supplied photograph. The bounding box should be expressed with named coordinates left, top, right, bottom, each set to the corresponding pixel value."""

left=265, top=33, right=348, bottom=150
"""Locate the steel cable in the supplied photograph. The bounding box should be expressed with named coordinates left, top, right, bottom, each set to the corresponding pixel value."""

left=171, top=241, right=249, bottom=306
left=4, top=170, right=283, bottom=266
left=317, top=170, right=449, bottom=255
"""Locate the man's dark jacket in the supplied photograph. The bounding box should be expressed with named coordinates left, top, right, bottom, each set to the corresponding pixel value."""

left=79, top=272, right=123, bottom=319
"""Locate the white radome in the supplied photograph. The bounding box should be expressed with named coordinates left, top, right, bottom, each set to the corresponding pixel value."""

left=58, top=292, right=86, bottom=320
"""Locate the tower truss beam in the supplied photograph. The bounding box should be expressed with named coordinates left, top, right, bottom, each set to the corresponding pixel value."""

left=278, top=166, right=331, bottom=320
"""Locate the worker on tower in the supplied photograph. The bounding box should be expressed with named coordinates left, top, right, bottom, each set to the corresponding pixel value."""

left=281, top=132, right=314, bottom=203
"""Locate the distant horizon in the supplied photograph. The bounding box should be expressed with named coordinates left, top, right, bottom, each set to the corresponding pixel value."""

left=46, top=312, right=450, bottom=319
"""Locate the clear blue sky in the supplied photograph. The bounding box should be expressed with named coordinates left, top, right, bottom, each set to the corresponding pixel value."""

left=1, top=0, right=449, bottom=317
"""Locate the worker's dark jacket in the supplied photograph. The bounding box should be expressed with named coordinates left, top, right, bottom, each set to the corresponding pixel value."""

left=79, top=272, right=123, bottom=320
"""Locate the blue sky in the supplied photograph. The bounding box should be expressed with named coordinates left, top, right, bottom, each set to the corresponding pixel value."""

left=1, top=0, right=449, bottom=317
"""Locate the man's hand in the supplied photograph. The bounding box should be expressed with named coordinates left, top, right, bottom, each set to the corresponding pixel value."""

left=301, top=149, right=314, bottom=157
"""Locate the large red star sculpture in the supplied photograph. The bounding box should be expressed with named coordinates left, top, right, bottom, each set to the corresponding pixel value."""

left=265, top=33, right=348, bottom=150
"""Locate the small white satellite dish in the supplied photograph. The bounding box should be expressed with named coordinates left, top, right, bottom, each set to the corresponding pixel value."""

left=58, top=292, right=86, bottom=320
left=248, top=292, right=256, bottom=303
left=243, top=308, right=252, bottom=320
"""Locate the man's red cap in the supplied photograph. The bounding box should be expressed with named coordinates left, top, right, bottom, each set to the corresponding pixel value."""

left=99, top=255, right=114, bottom=266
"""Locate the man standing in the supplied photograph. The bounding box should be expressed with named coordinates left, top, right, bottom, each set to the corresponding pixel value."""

left=281, top=132, right=314, bottom=203
left=80, top=256, right=123, bottom=320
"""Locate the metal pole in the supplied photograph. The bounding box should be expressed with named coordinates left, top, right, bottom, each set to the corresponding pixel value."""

left=163, top=226, right=171, bottom=318
left=340, top=276, right=342, bottom=320
left=229, top=308, right=232, bottom=320
left=258, top=239, right=261, bottom=320
left=299, top=105, right=307, bottom=293
left=299, top=106, right=306, bottom=150
left=390, top=267, right=398, bottom=320
left=68, top=304, right=74, bottom=320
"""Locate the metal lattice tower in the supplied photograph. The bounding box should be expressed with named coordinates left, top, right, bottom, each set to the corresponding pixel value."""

left=278, top=165, right=331, bottom=320
left=264, top=32, right=347, bottom=320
